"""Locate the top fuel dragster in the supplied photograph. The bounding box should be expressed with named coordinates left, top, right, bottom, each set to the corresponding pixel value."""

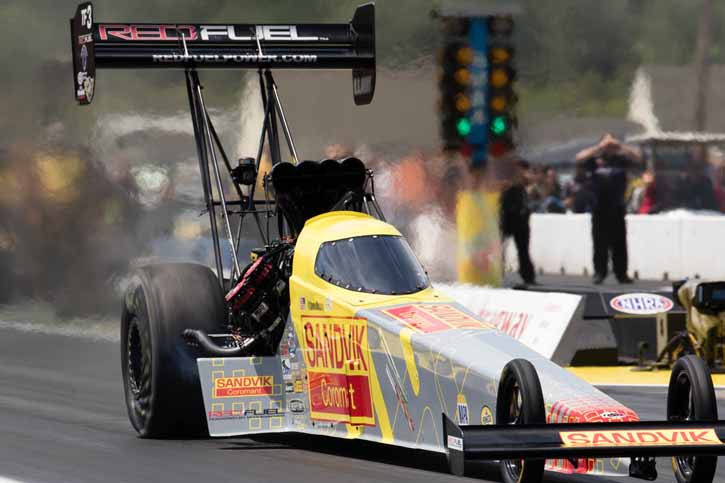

left=70, top=3, right=725, bottom=482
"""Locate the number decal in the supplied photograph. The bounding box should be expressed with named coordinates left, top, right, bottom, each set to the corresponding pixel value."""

left=81, top=5, right=93, bottom=30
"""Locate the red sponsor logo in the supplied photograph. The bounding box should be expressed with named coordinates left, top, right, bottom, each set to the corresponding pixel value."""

left=478, top=309, right=530, bottom=339
left=302, top=316, right=374, bottom=426
left=98, top=24, right=199, bottom=41
left=561, top=429, right=721, bottom=447
left=303, top=319, right=368, bottom=373
left=307, top=372, right=373, bottom=423
left=97, top=24, right=319, bottom=42
left=384, top=304, right=493, bottom=334
left=213, top=375, right=273, bottom=398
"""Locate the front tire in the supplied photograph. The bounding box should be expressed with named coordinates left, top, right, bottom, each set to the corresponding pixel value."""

left=668, top=355, right=718, bottom=483
left=121, top=263, right=226, bottom=438
left=497, top=359, right=546, bottom=483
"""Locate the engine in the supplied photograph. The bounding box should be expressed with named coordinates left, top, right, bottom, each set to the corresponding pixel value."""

left=224, top=243, right=294, bottom=355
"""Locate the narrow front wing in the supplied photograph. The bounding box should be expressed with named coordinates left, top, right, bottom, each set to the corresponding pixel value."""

left=443, top=415, right=725, bottom=476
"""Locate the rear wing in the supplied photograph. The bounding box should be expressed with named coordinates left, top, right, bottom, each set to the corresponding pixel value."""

left=69, top=2, right=375, bottom=105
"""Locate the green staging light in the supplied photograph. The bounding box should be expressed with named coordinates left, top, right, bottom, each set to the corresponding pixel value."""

left=490, top=116, right=508, bottom=136
left=456, top=117, right=472, bottom=136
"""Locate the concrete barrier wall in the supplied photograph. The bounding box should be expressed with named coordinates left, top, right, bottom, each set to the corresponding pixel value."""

left=505, top=214, right=725, bottom=280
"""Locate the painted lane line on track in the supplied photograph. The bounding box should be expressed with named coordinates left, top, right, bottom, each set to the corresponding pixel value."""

left=0, top=477, right=27, bottom=483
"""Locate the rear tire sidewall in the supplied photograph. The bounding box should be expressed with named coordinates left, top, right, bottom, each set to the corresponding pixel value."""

left=121, top=263, right=226, bottom=438
left=497, top=359, right=546, bottom=483
left=667, top=355, right=718, bottom=483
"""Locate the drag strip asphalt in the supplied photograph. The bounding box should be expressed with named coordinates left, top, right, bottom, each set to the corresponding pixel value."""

left=1, top=326, right=724, bottom=483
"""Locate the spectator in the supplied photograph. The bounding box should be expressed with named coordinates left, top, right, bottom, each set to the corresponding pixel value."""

left=673, top=145, right=719, bottom=211
left=628, top=169, right=659, bottom=214
left=576, top=133, right=643, bottom=284
left=526, top=164, right=544, bottom=212
left=637, top=170, right=659, bottom=214
left=543, top=166, right=562, bottom=198
left=539, top=165, right=566, bottom=213
left=714, top=165, right=725, bottom=212
left=500, top=159, right=536, bottom=285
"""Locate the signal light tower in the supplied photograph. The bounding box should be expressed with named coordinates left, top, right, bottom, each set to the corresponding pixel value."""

left=436, top=10, right=518, bottom=168
left=438, top=19, right=472, bottom=151
left=486, top=15, right=516, bottom=159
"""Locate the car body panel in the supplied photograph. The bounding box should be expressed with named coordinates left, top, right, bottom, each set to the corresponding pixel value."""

left=198, top=212, right=636, bottom=476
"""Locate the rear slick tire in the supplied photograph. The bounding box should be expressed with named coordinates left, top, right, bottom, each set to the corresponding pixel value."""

left=497, top=359, right=546, bottom=483
left=667, top=355, right=718, bottom=483
left=121, top=263, right=226, bottom=438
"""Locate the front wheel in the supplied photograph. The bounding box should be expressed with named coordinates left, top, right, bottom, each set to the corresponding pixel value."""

left=496, top=359, right=546, bottom=483
left=667, top=355, right=718, bottom=483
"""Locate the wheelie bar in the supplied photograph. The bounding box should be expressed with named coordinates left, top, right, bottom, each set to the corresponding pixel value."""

left=443, top=414, right=725, bottom=476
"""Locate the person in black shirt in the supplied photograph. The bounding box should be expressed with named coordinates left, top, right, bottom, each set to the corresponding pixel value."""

left=575, top=134, right=642, bottom=284
left=500, top=159, right=536, bottom=285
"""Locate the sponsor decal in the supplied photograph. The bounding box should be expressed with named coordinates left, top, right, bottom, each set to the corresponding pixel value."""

left=307, top=300, right=324, bottom=311
left=98, top=24, right=320, bottom=42
left=288, top=399, right=305, bottom=413
left=199, top=25, right=319, bottom=42
left=456, top=394, right=469, bottom=425
left=548, top=400, right=639, bottom=424
left=213, top=375, right=274, bottom=398
left=288, top=333, right=297, bottom=359
left=76, top=71, right=94, bottom=103
left=560, top=429, right=721, bottom=447
left=447, top=435, right=464, bottom=451
left=282, top=358, right=292, bottom=381
left=99, top=24, right=197, bottom=41
left=599, top=411, right=625, bottom=419
left=302, top=316, right=374, bottom=426
left=80, top=4, right=93, bottom=29
left=294, top=379, right=304, bottom=393
left=208, top=407, right=282, bottom=420
left=299, top=297, right=306, bottom=311
left=325, top=298, right=333, bottom=312
left=480, top=406, right=494, bottom=425
left=383, top=304, right=494, bottom=334
left=478, top=309, right=531, bottom=340
left=151, top=53, right=317, bottom=64
left=242, top=407, right=282, bottom=418
left=285, top=382, right=294, bottom=393
left=78, top=33, right=93, bottom=45
left=80, top=44, right=88, bottom=71
left=609, top=293, right=674, bottom=315
left=314, top=421, right=335, bottom=429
